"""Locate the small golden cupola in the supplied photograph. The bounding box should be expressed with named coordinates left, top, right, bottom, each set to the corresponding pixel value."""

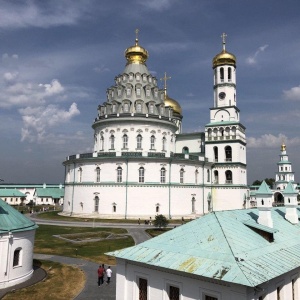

left=281, top=143, right=286, bottom=152
left=124, top=29, right=149, bottom=65
left=161, top=72, right=182, bottom=115
left=212, top=33, right=236, bottom=68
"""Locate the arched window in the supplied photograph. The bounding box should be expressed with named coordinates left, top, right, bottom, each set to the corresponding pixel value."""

left=149, top=104, right=154, bottom=114
left=136, top=103, right=142, bottom=113
left=182, top=147, right=189, bottom=154
left=162, top=137, right=166, bottom=151
left=180, top=168, right=184, bottom=184
left=225, top=170, right=233, bottom=184
left=228, top=67, right=232, bottom=81
left=191, top=197, right=196, bottom=213
left=225, top=146, right=232, bottom=161
left=112, top=104, right=117, bottom=113
left=160, top=167, right=166, bottom=183
left=124, top=103, right=129, bottom=112
left=100, top=135, right=104, bottom=151
left=150, top=135, right=155, bottom=150
left=94, top=196, right=99, bottom=212
left=13, top=248, right=21, bottom=267
left=195, top=169, right=199, bottom=184
left=123, top=134, right=128, bottom=149
left=96, top=167, right=100, bottom=183
left=113, top=204, right=116, bottom=212
left=207, top=169, right=210, bottom=182
left=220, top=67, right=224, bottom=81
left=214, top=170, right=219, bottom=184
left=139, top=167, right=145, bottom=183
left=78, top=167, right=82, bottom=183
left=117, top=167, right=123, bottom=183
left=213, top=146, right=218, bottom=162
left=156, top=205, right=159, bottom=213
left=137, top=134, right=142, bottom=149
left=110, top=134, right=115, bottom=150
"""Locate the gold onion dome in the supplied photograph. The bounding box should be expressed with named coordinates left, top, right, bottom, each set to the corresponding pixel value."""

left=165, top=94, right=182, bottom=115
left=212, top=33, right=236, bottom=68
left=281, top=143, right=286, bottom=151
left=125, top=29, right=149, bottom=65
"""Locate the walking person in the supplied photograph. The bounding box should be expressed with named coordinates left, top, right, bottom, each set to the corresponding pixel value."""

left=106, top=266, right=112, bottom=284
left=97, top=265, right=104, bottom=286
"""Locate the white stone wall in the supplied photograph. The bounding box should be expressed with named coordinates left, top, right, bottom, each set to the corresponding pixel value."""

left=116, top=258, right=300, bottom=300
left=0, top=230, right=36, bottom=289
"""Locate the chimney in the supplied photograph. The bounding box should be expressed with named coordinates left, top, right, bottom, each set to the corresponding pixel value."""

left=256, top=181, right=273, bottom=228
left=283, top=181, right=298, bottom=224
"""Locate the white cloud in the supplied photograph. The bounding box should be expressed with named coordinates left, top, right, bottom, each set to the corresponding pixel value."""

left=20, top=103, right=80, bottom=143
left=283, top=85, right=300, bottom=101
left=138, top=0, right=174, bottom=11
left=246, top=44, right=269, bottom=65
left=248, top=133, right=300, bottom=148
left=39, top=79, right=64, bottom=95
left=0, top=1, right=85, bottom=29
left=3, top=72, right=19, bottom=83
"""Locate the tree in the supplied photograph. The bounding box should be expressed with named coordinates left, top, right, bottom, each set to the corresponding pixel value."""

left=153, top=214, right=169, bottom=229
left=252, top=180, right=262, bottom=186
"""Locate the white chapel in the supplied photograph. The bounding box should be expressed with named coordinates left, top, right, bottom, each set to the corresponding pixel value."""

left=62, top=32, right=248, bottom=219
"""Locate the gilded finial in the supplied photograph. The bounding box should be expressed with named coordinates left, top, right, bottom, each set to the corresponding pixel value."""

left=160, top=72, right=171, bottom=97
left=135, top=29, right=139, bottom=45
left=221, top=33, right=227, bottom=51
left=281, top=140, right=286, bottom=152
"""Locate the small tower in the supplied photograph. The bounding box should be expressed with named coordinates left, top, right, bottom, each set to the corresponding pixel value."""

left=275, top=143, right=296, bottom=190
left=257, top=181, right=273, bottom=228
left=205, top=33, right=247, bottom=211
left=283, top=181, right=299, bottom=224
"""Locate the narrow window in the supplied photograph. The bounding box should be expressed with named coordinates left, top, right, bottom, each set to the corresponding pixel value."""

left=160, top=106, right=164, bottom=115
left=110, top=134, right=115, bottom=149
left=94, top=196, right=99, bottom=212
left=13, top=249, right=21, bottom=267
left=220, top=67, right=224, bottom=82
left=213, top=146, right=218, bottom=162
left=207, top=169, right=210, bottom=182
left=139, top=278, right=148, bottom=300
left=160, top=167, right=166, bottom=183
left=228, top=67, right=232, bottom=81
left=277, top=286, right=282, bottom=300
left=124, top=103, right=129, bottom=112
left=123, top=134, right=128, bottom=148
left=113, top=205, right=116, bottom=212
left=162, top=137, right=166, bottom=151
left=137, top=134, right=142, bottom=149
left=192, top=197, right=196, bottom=213
left=214, top=170, right=219, bottom=184
left=150, top=135, right=155, bottom=150
left=117, top=167, right=122, bottom=183
left=225, top=170, right=232, bottom=184
left=169, top=286, right=180, bottom=300
left=136, top=88, right=141, bottom=96
left=180, top=168, right=184, bottom=184
left=78, top=167, right=82, bottom=183
left=112, top=104, right=117, bottom=113
left=195, top=170, right=199, bottom=184
left=146, top=89, right=150, bottom=97
left=96, top=167, right=100, bottom=183
left=225, top=146, right=232, bottom=161
left=126, top=87, right=131, bottom=96
left=139, top=167, right=145, bottom=183
left=149, top=104, right=154, bottom=114
left=136, top=103, right=142, bottom=113
left=100, top=135, right=104, bottom=151
left=156, top=205, right=159, bottom=213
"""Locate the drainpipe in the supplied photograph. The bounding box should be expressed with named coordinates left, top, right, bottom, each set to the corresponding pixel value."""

left=5, top=232, right=13, bottom=278
left=125, top=159, right=129, bottom=219
left=70, top=162, right=75, bottom=216
left=169, top=159, right=172, bottom=219
left=202, top=163, right=205, bottom=215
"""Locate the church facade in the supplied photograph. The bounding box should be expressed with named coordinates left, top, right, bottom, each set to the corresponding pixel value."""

left=62, top=33, right=248, bottom=219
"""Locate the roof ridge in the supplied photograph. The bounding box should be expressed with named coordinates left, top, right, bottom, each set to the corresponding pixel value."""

left=214, top=213, right=253, bottom=286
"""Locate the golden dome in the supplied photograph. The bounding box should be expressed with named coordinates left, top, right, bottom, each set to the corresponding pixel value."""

left=213, top=32, right=236, bottom=68
left=125, top=30, right=148, bottom=65
left=213, top=50, right=236, bottom=68
left=165, top=94, right=182, bottom=115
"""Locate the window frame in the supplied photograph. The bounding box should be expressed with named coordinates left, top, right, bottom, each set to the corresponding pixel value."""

left=139, top=167, right=145, bottom=183
left=117, top=167, right=123, bottom=183
left=160, top=167, right=166, bottom=184
left=13, top=248, right=22, bottom=267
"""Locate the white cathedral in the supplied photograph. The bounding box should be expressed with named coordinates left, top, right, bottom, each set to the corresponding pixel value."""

left=62, top=33, right=248, bottom=219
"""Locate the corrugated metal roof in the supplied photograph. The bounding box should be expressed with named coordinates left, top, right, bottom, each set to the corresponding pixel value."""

left=109, top=207, right=300, bottom=287
left=35, top=187, right=64, bottom=198
left=0, top=199, right=38, bottom=233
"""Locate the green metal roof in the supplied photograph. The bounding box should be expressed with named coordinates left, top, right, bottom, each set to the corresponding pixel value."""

left=256, top=180, right=272, bottom=195
left=0, top=189, right=26, bottom=197
left=0, top=198, right=38, bottom=233
left=109, top=207, right=300, bottom=287
left=283, top=182, right=297, bottom=195
left=35, top=187, right=64, bottom=198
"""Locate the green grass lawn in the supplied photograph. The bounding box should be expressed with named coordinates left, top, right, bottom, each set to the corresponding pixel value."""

left=34, top=225, right=134, bottom=264
left=145, top=228, right=172, bottom=237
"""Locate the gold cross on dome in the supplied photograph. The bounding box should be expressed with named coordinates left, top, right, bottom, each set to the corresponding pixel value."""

left=221, top=32, right=227, bottom=50
left=135, top=29, right=139, bottom=44
left=160, top=72, right=171, bottom=91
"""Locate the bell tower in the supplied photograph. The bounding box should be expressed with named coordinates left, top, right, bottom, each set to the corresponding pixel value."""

left=205, top=33, right=248, bottom=211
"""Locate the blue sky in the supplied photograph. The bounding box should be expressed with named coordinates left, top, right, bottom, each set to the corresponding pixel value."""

left=0, top=0, right=299, bottom=184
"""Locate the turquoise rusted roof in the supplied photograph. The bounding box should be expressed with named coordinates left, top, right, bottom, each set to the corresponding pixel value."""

left=0, top=198, right=38, bottom=233
left=109, top=207, right=300, bottom=287
left=283, top=181, right=297, bottom=194
left=0, top=188, right=26, bottom=197
left=35, top=187, right=64, bottom=198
